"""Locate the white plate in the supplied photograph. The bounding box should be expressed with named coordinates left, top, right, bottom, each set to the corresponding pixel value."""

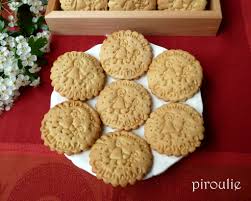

left=50, top=43, right=203, bottom=179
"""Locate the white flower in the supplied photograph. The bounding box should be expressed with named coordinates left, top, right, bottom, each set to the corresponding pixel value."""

left=8, top=2, right=21, bottom=11
left=36, top=30, right=50, bottom=38
left=30, top=77, right=40, bottom=87
left=0, top=33, right=8, bottom=40
left=24, top=75, right=30, bottom=80
left=32, top=17, right=38, bottom=23
left=6, top=37, right=16, bottom=48
left=8, top=22, right=15, bottom=28
left=29, top=64, right=41, bottom=73
left=14, top=90, right=20, bottom=97
left=0, top=0, right=50, bottom=114
left=21, top=54, right=36, bottom=67
left=20, top=0, right=45, bottom=15
left=8, top=15, right=14, bottom=21
left=0, top=46, right=10, bottom=61
left=5, top=105, right=11, bottom=111
left=0, top=85, right=7, bottom=91
left=1, top=93, right=10, bottom=101
left=22, top=54, right=37, bottom=67
left=15, top=74, right=30, bottom=87
left=21, top=60, right=28, bottom=66
left=15, top=36, right=26, bottom=44
left=3, top=57, right=19, bottom=76
left=0, top=40, right=7, bottom=46
left=4, top=78, right=15, bottom=87
left=16, top=41, right=31, bottom=56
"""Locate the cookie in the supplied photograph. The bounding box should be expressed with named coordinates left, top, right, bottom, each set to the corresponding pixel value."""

left=90, top=131, right=153, bottom=187
left=109, top=0, right=156, bottom=10
left=157, top=0, right=207, bottom=10
left=41, top=101, right=101, bottom=155
left=144, top=103, right=204, bottom=156
left=96, top=80, right=151, bottom=130
left=50, top=51, right=105, bottom=101
left=60, top=0, right=108, bottom=10
left=100, top=30, right=153, bottom=80
left=147, top=50, right=203, bottom=102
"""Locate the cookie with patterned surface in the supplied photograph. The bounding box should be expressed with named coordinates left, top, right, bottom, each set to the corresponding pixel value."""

left=147, top=50, right=203, bottom=102
left=90, top=131, right=153, bottom=187
left=50, top=51, right=105, bottom=101
left=60, top=0, right=108, bottom=10
left=41, top=101, right=101, bottom=155
left=144, top=103, right=204, bottom=156
left=109, top=0, right=156, bottom=10
left=96, top=80, right=151, bottom=130
left=100, top=30, right=153, bottom=80
left=157, top=0, right=207, bottom=10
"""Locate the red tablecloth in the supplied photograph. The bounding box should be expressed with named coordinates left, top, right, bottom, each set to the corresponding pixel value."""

left=1, top=0, right=251, bottom=200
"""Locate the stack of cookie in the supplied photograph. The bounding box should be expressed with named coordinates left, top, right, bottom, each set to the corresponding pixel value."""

left=41, top=30, right=204, bottom=187
left=157, top=0, right=207, bottom=11
left=59, top=0, right=207, bottom=11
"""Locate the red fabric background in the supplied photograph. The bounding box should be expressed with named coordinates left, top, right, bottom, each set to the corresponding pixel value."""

left=1, top=0, right=251, bottom=200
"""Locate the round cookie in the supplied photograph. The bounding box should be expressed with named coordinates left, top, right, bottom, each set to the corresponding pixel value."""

left=60, top=0, right=108, bottom=10
left=144, top=103, right=204, bottom=156
left=147, top=50, right=203, bottom=102
left=51, top=51, right=105, bottom=101
left=157, top=0, right=207, bottom=10
left=100, top=30, right=153, bottom=80
left=109, top=0, right=156, bottom=10
left=96, top=80, right=151, bottom=130
left=41, top=101, right=101, bottom=155
left=90, top=131, right=153, bottom=187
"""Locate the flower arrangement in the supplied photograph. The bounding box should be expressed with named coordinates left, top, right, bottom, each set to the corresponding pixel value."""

left=0, top=0, right=50, bottom=113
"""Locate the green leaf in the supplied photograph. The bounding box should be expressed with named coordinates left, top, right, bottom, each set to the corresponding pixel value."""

left=0, top=20, right=4, bottom=31
left=17, top=4, right=35, bottom=36
left=18, top=60, right=23, bottom=69
left=8, top=31, right=22, bottom=37
left=0, top=16, right=7, bottom=32
left=24, top=67, right=38, bottom=81
left=28, top=37, right=48, bottom=57
left=37, top=16, right=45, bottom=28
left=41, top=24, right=49, bottom=31
left=40, top=0, right=48, bottom=5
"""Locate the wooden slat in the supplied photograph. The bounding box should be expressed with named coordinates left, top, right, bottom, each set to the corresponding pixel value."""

left=46, top=10, right=220, bottom=19
left=45, top=0, right=222, bottom=36
left=211, top=0, right=221, bottom=11
left=46, top=0, right=60, bottom=15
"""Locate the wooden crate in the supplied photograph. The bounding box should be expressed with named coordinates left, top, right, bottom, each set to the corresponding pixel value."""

left=45, top=0, right=222, bottom=36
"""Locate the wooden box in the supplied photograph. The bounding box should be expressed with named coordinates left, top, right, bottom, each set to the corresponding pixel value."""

left=45, top=0, right=222, bottom=36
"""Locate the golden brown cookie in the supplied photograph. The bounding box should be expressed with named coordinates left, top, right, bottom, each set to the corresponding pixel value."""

left=50, top=51, right=105, bottom=101
left=144, top=103, right=204, bottom=156
left=157, top=0, right=207, bottom=10
left=60, top=0, right=108, bottom=10
left=90, top=131, right=153, bottom=187
left=109, top=0, right=156, bottom=10
left=41, top=101, right=101, bottom=155
left=147, top=50, right=203, bottom=102
left=100, top=30, right=153, bottom=80
left=96, top=80, right=151, bottom=130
